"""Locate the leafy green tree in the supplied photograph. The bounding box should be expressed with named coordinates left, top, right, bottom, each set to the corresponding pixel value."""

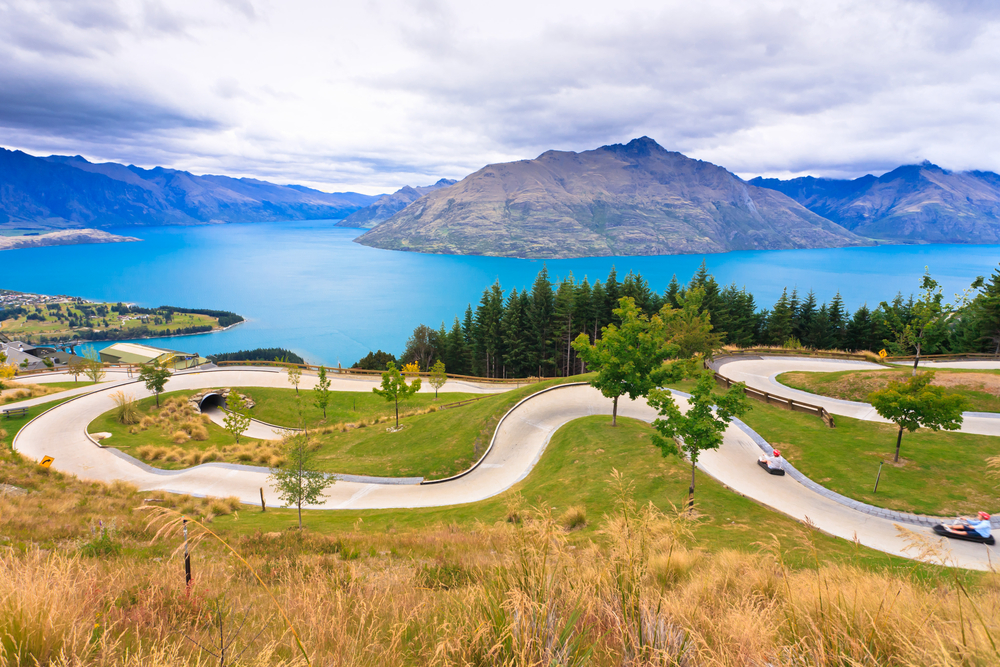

left=647, top=370, right=751, bottom=504
left=429, top=359, right=447, bottom=399
left=82, top=348, right=106, bottom=383
left=665, top=287, right=723, bottom=358
left=67, top=355, right=86, bottom=383
left=867, top=371, right=968, bottom=463
left=138, top=361, right=171, bottom=408
left=372, top=361, right=421, bottom=429
left=314, top=365, right=331, bottom=418
left=572, top=297, right=677, bottom=426
left=223, top=390, right=252, bottom=444
left=284, top=363, right=302, bottom=395
left=881, top=269, right=983, bottom=375
left=269, top=432, right=334, bottom=529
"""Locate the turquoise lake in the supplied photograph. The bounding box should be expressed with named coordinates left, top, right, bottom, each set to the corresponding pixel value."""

left=3, top=222, right=998, bottom=365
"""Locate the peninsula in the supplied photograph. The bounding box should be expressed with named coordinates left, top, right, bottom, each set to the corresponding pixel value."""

left=0, top=290, right=244, bottom=345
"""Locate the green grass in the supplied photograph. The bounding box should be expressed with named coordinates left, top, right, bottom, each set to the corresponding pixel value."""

left=89, top=391, right=274, bottom=470
left=235, top=386, right=480, bottom=429
left=91, top=380, right=569, bottom=479
left=38, top=381, right=97, bottom=390
left=707, top=390, right=999, bottom=517
left=299, top=380, right=571, bottom=479
left=214, top=414, right=930, bottom=571
left=777, top=367, right=1000, bottom=413
left=668, top=378, right=1000, bottom=516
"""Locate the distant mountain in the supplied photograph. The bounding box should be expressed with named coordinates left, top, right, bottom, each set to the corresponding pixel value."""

left=336, top=179, right=458, bottom=229
left=0, top=148, right=380, bottom=228
left=356, top=137, right=871, bottom=259
left=750, top=162, right=1000, bottom=243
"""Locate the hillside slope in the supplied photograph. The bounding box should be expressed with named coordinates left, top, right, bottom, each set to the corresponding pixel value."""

left=750, top=162, right=1000, bottom=243
left=356, top=138, right=871, bottom=258
left=336, top=179, right=457, bottom=228
left=0, top=148, right=379, bottom=228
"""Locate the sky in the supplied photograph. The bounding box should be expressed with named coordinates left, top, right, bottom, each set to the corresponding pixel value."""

left=1, top=0, right=999, bottom=194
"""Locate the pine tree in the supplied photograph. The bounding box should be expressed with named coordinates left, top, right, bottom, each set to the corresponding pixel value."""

left=827, top=292, right=848, bottom=350
left=796, top=291, right=818, bottom=346
left=529, top=267, right=556, bottom=376
left=501, top=288, right=529, bottom=378
left=766, top=289, right=795, bottom=346
left=664, top=275, right=681, bottom=308
left=604, top=267, right=621, bottom=324
left=845, top=304, right=874, bottom=352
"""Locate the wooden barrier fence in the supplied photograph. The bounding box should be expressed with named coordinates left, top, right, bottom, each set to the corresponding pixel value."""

left=711, top=370, right=836, bottom=428
left=213, top=359, right=545, bottom=385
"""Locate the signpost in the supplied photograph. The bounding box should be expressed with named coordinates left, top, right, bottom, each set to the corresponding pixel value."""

left=879, top=349, right=888, bottom=359
left=39, top=456, right=54, bottom=468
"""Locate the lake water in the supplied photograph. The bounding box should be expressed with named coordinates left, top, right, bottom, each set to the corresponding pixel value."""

left=3, top=221, right=998, bottom=365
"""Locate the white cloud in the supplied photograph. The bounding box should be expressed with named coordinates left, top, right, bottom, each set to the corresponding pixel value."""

left=0, top=0, right=998, bottom=193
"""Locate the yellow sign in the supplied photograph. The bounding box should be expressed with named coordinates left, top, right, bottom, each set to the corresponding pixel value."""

left=878, top=349, right=887, bottom=359
left=39, top=456, right=54, bottom=468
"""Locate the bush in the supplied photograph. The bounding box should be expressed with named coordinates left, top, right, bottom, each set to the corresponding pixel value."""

left=171, top=430, right=190, bottom=444
left=560, top=505, right=587, bottom=530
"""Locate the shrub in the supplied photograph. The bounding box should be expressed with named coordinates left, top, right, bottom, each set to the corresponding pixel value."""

left=560, top=505, right=587, bottom=530
left=110, top=391, right=141, bottom=425
left=136, top=445, right=154, bottom=460
left=189, top=426, right=209, bottom=441
left=171, top=430, right=190, bottom=444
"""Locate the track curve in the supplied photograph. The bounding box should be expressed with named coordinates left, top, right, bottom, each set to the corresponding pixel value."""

left=12, top=362, right=1000, bottom=570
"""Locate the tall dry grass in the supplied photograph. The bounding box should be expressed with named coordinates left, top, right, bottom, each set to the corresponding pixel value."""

left=2, top=462, right=1000, bottom=666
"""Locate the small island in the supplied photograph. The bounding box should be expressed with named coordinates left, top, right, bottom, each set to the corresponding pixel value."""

left=0, top=289, right=244, bottom=346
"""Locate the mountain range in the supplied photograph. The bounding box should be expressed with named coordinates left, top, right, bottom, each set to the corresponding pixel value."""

left=749, top=162, right=1000, bottom=243
left=4, top=140, right=1000, bottom=258
left=336, top=179, right=457, bottom=229
left=356, top=138, right=870, bottom=258
left=0, top=148, right=379, bottom=229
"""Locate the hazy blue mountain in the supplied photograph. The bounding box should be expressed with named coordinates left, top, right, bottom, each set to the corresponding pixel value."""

left=357, top=137, right=871, bottom=259
left=336, top=178, right=458, bottom=229
left=0, top=148, right=380, bottom=228
left=750, top=162, right=1000, bottom=243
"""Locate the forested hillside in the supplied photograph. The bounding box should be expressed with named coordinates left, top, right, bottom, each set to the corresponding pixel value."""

left=387, top=263, right=1000, bottom=378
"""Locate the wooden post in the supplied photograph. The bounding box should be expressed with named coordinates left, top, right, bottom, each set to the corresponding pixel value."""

left=259, top=487, right=266, bottom=512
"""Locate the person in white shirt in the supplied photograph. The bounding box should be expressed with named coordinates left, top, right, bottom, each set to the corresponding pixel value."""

left=758, top=449, right=785, bottom=471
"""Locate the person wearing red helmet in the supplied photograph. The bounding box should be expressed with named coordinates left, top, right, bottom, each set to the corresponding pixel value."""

left=944, top=511, right=992, bottom=538
left=758, top=448, right=785, bottom=472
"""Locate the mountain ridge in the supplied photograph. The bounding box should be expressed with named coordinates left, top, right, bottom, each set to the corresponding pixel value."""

left=336, top=178, right=458, bottom=229
left=0, top=148, right=380, bottom=229
left=355, top=137, right=872, bottom=259
left=749, top=162, right=1000, bottom=243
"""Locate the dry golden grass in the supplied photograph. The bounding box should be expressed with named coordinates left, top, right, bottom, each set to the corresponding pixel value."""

left=0, top=382, right=63, bottom=405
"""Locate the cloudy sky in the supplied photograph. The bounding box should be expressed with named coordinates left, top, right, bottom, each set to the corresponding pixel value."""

left=1, top=0, right=998, bottom=194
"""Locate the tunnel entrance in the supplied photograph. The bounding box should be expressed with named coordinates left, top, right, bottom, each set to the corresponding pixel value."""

left=199, top=393, right=226, bottom=411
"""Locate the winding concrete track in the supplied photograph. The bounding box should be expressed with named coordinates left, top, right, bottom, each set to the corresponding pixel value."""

left=10, top=362, right=1000, bottom=570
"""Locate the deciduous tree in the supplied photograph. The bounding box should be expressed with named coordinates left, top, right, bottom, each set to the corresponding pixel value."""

left=269, top=432, right=334, bottom=529
left=223, top=390, right=252, bottom=444
left=429, top=359, right=447, bottom=399
left=647, top=370, right=751, bottom=505
left=867, top=371, right=968, bottom=463
left=572, top=297, right=677, bottom=426
left=313, top=365, right=331, bottom=418
left=373, top=361, right=421, bottom=429
left=82, top=348, right=106, bottom=383
left=138, top=361, right=171, bottom=408
left=284, top=364, right=302, bottom=395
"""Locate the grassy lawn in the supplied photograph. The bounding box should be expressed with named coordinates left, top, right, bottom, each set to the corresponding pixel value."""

left=665, top=377, right=1000, bottom=516
left=88, top=391, right=278, bottom=469
left=1, top=380, right=96, bottom=406
left=777, top=367, right=1000, bottom=413
left=90, top=379, right=567, bottom=479
left=235, top=386, right=480, bottom=429
left=216, top=414, right=929, bottom=572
